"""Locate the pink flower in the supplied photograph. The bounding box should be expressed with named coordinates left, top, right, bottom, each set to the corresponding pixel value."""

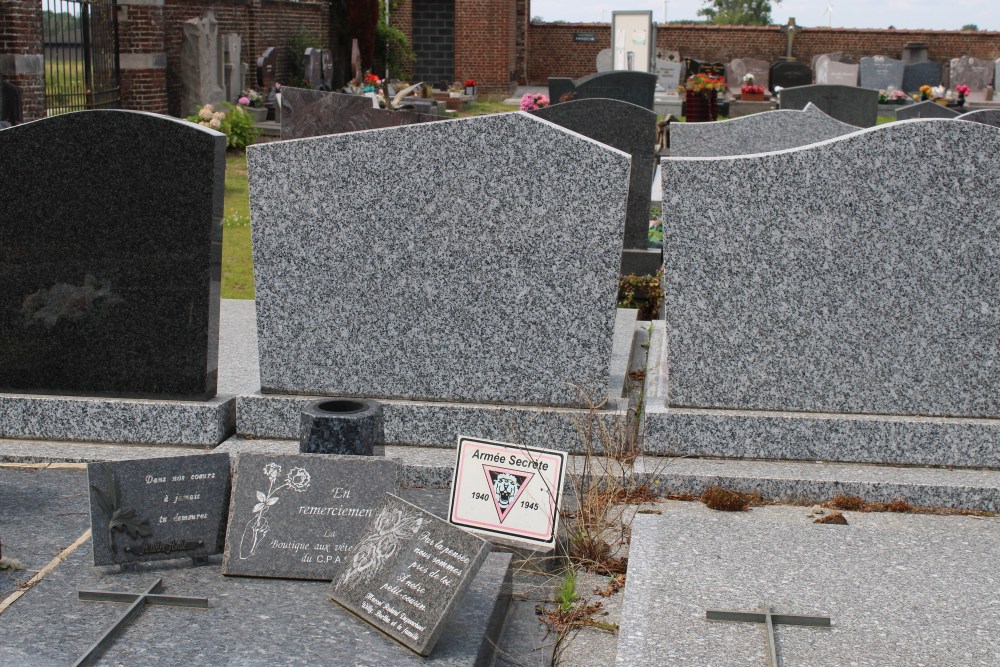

left=238, top=96, right=251, bottom=106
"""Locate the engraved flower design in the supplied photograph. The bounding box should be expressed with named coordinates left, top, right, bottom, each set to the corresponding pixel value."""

left=239, top=461, right=312, bottom=560
left=337, top=503, right=424, bottom=589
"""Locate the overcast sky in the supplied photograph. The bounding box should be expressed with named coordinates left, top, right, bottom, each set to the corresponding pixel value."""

left=529, top=1, right=996, bottom=31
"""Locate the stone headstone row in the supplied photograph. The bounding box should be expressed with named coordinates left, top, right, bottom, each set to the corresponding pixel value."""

left=279, top=87, right=440, bottom=140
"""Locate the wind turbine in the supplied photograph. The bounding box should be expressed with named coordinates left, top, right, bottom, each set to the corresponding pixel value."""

left=824, top=4, right=833, bottom=28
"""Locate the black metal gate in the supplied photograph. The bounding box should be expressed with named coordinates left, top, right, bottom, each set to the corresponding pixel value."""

left=43, top=0, right=120, bottom=115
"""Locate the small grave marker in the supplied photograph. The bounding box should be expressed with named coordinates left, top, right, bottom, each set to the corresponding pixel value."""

left=73, top=578, right=208, bottom=667
left=448, top=436, right=566, bottom=549
left=330, top=493, right=490, bottom=656
left=707, top=599, right=831, bottom=667
left=86, top=454, right=231, bottom=567
left=222, top=453, right=398, bottom=580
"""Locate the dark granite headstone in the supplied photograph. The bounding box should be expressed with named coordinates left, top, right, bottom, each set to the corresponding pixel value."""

left=1, top=80, right=22, bottom=125
left=329, top=493, right=491, bottom=657
left=280, top=87, right=440, bottom=140
left=87, top=454, right=231, bottom=566
left=859, top=55, right=905, bottom=91
left=957, top=108, right=1000, bottom=128
left=256, top=46, right=277, bottom=88
left=0, top=111, right=225, bottom=399
left=779, top=84, right=878, bottom=128
left=769, top=61, right=813, bottom=92
left=895, top=101, right=960, bottom=121
left=529, top=98, right=658, bottom=274
left=547, top=71, right=657, bottom=111
left=902, top=61, right=942, bottom=93
left=685, top=58, right=726, bottom=78
left=222, top=453, right=399, bottom=580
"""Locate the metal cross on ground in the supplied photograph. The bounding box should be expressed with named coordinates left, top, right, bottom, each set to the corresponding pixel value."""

left=706, top=599, right=831, bottom=667
left=73, top=578, right=209, bottom=667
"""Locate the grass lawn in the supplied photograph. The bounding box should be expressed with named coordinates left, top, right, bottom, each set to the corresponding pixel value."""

left=222, top=152, right=254, bottom=299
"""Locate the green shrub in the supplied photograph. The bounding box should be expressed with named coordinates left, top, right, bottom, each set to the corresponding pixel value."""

left=187, top=102, right=259, bottom=150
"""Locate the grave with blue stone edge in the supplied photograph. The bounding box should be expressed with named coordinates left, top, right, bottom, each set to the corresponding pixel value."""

left=87, top=454, right=231, bottom=567
left=329, top=492, right=492, bottom=657
left=222, top=452, right=399, bottom=580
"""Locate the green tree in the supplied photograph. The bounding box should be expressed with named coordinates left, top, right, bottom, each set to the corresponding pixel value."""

left=697, top=0, right=781, bottom=26
left=961, top=24, right=979, bottom=31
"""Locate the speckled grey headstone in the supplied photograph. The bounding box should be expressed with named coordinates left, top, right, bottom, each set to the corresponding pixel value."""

left=528, top=98, right=656, bottom=262
left=654, top=59, right=683, bottom=91
left=957, top=108, right=1000, bottom=128
left=248, top=112, right=629, bottom=407
left=87, top=454, right=231, bottom=566
left=901, top=61, right=942, bottom=93
left=662, top=120, right=1000, bottom=417
left=596, top=48, right=612, bottom=72
left=329, top=493, right=491, bottom=657
left=859, top=55, right=905, bottom=91
left=223, top=453, right=398, bottom=580
left=895, top=100, right=959, bottom=121
left=949, top=56, right=994, bottom=95
left=726, top=58, right=770, bottom=90
left=670, top=103, right=857, bottom=158
left=817, top=60, right=858, bottom=87
left=779, top=84, right=876, bottom=127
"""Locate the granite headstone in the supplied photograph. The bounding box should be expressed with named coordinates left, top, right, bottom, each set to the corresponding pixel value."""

left=223, top=453, right=399, bottom=580
left=256, top=46, right=277, bottom=89
left=949, top=56, right=995, bottom=97
left=859, top=55, right=905, bottom=91
left=279, top=87, right=440, bottom=140
left=661, top=119, right=1000, bottom=417
left=0, top=80, right=21, bottom=126
left=222, top=32, right=244, bottom=103
left=329, top=493, right=491, bottom=657
left=902, top=61, right=942, bottom=93
left=811, top=51, right=845, bottom=71
left=87, top=454, right=231, bottom=566
left=957, top=108, right=1000, bottom=128
left=249, top=112, right=629, bottom=407
left=529, top=98, right=657, bottom=274
left=547, top=71, right=657, bottom=110
left=816, top=58, right=859, bottom=87
left=596, top=48, right=612, bottom=72
left=895, top=101, right=960, bottom=121
left=779, top=84, right=876, bottom=128
left=726, top=58, right=770, bottom=91
left=654, top=59, right=683, bottom=92
left=769, top=61, right=812, bottom=92
left=670, top=103, right=857, bottom=158
left=0, top=110, right=225, bottom=399
left=902, top=42, right=929, bottom=64
left=180, top=12, right=226, bottom=116
left=685, top=58, right=725, bottom=78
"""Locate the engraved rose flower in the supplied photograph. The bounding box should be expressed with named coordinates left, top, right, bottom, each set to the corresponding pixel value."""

left=239, top=461, right=312, bottom=559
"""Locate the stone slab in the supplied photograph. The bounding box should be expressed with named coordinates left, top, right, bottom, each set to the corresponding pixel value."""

left=0, top=110, right=225, bottom=400
left=87, top=453, right=231, bottom=566
left=547, top=71, right=657, bottom=110
left=529, top=98, right=656, bottom=253
left=895, top=100, right=960, bottom=120
left=279, top=87, right=440, bottom=140
left=957, top=108, right=1000, bottom=127
left=901, top=61, right=942, bottom=92
left=661, top=120, right=1000, bottom=418
left=816, top=60, right=858, bottom=87
left=616, top=503, right=1000, bottom=666
left=329, top=493, right=491, bottom=656
left=859, top=55, right=905, bottom=91
left=248, top=112, right=629, bottom=408
left=779, top=83, right=877, bottom=127
left=222, top=453, right=398, bottom=580
left=726, top=58, right=769, bottom=91
left=768, top=61, right=812, bottom=92
left=670, top=103, right=857, bottom=157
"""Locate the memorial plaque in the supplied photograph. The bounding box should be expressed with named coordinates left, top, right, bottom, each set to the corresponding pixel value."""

left=859, top=55, right=905, bottom=90
left=87, top=454, right=231, bottom=566
left=447, top=436, right=566, bottom=549
left=222, top=453, right=398, bottom=580
left=329, top=493, right=491, bottom=657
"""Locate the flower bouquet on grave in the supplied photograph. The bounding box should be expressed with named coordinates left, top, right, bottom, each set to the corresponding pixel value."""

left=954, top=84, right=971, bottom=107
left=238, top=88, right=266, bottom=109
left=879, top=89, right=908, bottom=105
left=520, top=93, right=550, bottom=110
left=919, top=84, right=933, bottom=101
left=464, top=78, right=477, bottom=96
left=740, top=74, right=766, bottom=101
left=679, top=73, right=725, bottom=123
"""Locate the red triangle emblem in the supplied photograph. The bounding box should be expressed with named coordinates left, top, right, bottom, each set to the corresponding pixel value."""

left=482, top=465, right=534, bottom=523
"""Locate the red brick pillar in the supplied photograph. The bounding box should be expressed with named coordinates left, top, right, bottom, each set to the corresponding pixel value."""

left=0, top=0, right=45, bottom=121
left=117, top=0, right=169, bottom=114
left=454, top=0, right=516, bottom=96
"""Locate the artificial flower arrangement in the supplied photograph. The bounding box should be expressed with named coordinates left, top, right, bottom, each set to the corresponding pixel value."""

left=878, top=89, right=909, bottom=104
left=238, top=87, right=266, bottom=108
left=520, top=93, right=550, bottom=110
left=955, top=84, right=971, bottom=99
left=678, top=73, right=727, bottom=95
left=918, top=84, right=933, bottom=100
left=464, top=79, right=476, bottom=88
left=740, top=73, right=765, bottom=96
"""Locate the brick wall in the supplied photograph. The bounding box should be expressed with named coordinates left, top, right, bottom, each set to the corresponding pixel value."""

left=0, top=0, right=45, bottom=121
left=527, top=22, right=1000, bottom=84
left=118, top=1, right=168, bottom=113
left=411, top=0, right=454, bottom=82
left=454, top=0, right=516, bottom=95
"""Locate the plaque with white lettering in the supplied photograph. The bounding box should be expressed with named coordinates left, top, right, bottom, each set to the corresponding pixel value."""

left=86, top=454, right=231, bottom=566
left=222, top=453, right=398, bottom=580
left=329, top=493, right=490, bottom=656
left=447, top=435, right=566, bottom=549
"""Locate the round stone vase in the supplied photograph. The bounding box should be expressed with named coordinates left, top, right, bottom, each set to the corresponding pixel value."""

left=299, top=398, right=383, bottom=456
left=685, top=90, right=718, bottom=123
